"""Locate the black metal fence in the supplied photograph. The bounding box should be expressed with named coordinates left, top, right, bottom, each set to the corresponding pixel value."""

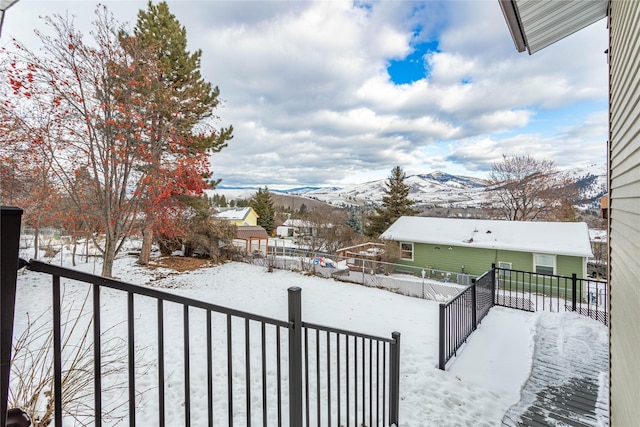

left=495, top=266, right=608, bottom=325
left=438, top=263, right=609, bottom=370
left=438, top=269, right=495, bottom=370
left=0, top=207, right=401, bottom=427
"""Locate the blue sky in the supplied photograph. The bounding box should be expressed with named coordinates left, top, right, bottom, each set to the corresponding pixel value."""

left=1, top=1, right=609, bottom=188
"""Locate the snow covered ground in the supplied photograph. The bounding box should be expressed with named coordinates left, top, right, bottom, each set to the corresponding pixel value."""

left=10, top=246, right=608, bottom=426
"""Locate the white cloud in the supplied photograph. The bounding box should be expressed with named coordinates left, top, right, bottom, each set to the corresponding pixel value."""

left=2, top=0, right=609, bottom=187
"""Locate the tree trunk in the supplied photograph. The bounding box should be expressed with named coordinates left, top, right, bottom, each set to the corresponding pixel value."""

left=101, top=235, right=117, bottom=277
left=138, top=221, right=153, bottom=265
left=71, top=234, right=77, bottom=267
left=34, top=222, right=39, bottom=259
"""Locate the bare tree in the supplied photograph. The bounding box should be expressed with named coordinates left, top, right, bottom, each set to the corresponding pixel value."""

left=486, top=154, right=580, bottom=221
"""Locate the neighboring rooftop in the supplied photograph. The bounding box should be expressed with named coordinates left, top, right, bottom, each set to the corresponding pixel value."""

left=380, top=217, right=593, bottom=258
left=215, top=207, right=255, bottom=221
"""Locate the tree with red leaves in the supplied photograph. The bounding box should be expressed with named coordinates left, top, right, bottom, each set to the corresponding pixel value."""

left=1, top=6, right=168, bottom=276
left=123, top=1, right=233, bottom=265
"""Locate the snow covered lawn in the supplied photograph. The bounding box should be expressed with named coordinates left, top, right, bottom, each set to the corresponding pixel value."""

left=11, top=252, right=606, bottom=426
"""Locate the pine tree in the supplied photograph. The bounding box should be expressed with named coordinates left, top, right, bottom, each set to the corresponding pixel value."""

left=346, top=208, right=363, bottom=234
left=365, top=166, right=418, bottom=237
left=250, top=187, right=275, bottom=233
left=125, top=1, right=234, bottom=264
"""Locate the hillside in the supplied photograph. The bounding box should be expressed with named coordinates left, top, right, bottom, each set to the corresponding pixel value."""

left=212, top=166, right=607, bottom=211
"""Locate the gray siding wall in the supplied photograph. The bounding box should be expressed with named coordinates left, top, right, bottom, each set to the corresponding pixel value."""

left=609, top=0, right=640, bottom=424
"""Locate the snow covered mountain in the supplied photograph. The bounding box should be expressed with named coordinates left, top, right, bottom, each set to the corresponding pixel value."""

left=214, top=166, right=607, bottom=209
left=285, top=171, right=490, bottom=208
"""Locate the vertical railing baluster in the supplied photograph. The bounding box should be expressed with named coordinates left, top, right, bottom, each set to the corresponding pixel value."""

left=346, top=334, right=350, bottom=427
left=369, top=339, right=372, bottom=427
left=207, top=310, right=213, bottom=427
left=93, top=283, right=102, bottom=427
left=337, top=333, right=341, bottom=426
left=572, top=274, right=578, bottom=312
left=316, top=329, right=321, bottom=427
left=304, top=328, right=310, bottom=426
left=53, top=276, right=63, bottom=427
left=245, top=318, right=251, bottom=427
left=354, top=335, right=358, bottom=427
left=276, top=327, right=282, bottom=427
left=158, top=300, right=165, bottom=427
left=361, top=337, right=365, bottom=426
left=376, top=341, right=380, bottom=427
left=382, top=342, right=387, bottom=425
left=128, top=292, right=135, bottom=427
left=261, top=323, right=267, bottom=427
left=326, top=330, right=331, bottom=427
left=227, top=314, right=233, bottom=427
left=184, top=305, right=191, bottom=426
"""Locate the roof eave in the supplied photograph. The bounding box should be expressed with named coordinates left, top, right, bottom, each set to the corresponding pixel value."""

left=498, top=0, right=528, bottom=53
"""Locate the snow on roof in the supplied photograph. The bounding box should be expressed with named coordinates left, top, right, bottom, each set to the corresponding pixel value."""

left=283, top=218, right=315, bottom=227
left=589, top=228, right=608, bottom=242
left=380, top=217, right=593, bottom=258
left=215, top=207, right=253, bottom=220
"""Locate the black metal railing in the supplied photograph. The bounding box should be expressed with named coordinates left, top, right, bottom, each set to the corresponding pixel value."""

left=438, top=269, right=495, bottom=370
left=1, top=207, right=401, bottom=427
left=495, top=266, right=608, bottom=325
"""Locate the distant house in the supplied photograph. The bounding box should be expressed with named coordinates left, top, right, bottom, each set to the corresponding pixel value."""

left=214, top=207, right=259, bottom=227
left=277, top=219, right=318, bottom=239
left=379, top=217, right=593, bottom=278
left=234, top=226, right=269, bottom=256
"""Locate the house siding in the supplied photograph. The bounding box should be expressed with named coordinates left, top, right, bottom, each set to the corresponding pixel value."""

left=609, top=0, right=640, bottom=424
left=555, top=255, right=585, bottom=279
left=397, top=243, right=586, bottom=278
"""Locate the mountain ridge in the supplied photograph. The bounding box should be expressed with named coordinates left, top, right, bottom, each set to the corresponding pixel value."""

left=214, top=165, right=607, bottom=209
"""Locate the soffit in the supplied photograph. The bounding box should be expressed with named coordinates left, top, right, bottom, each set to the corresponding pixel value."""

left=502, top=0, right=608, bottom=54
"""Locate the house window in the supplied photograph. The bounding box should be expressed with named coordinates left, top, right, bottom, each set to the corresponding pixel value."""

left=400, top=242, right=413, bottom=260
left=498, top=262, right=512, bottom=277
left=534, top=254, right=555, bottom=275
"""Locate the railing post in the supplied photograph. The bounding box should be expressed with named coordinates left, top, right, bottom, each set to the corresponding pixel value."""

left=471, top=280, right=477, bottom=330
left=491, top=263, right=496, bottom=305
left=287, top=287, right=303, bottom=426
left=571, top=273, right=577, bottom=312
left=438, top=303, right=446, bottom=370
left=389, top=331, right=401, bottom=426
left=1, top=207, right=23, bottom=427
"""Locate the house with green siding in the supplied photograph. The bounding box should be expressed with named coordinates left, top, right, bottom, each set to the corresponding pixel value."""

left=379, top=217, right=593, bottom=279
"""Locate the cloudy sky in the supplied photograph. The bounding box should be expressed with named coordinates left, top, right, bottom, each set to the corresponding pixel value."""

left=2, top=0, right=609, bottom=189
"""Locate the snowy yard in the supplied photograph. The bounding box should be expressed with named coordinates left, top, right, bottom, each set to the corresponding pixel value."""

left=11, top=247, right=608, bottom=426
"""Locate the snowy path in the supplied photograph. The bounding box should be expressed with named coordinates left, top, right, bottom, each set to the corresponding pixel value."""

left=501, top=312, right=609, bottom=427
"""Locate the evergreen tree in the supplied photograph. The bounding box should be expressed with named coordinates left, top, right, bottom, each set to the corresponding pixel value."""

left=125, top=1, right=233, bottom=265
left=346, top=208, right=363, bottom=234
left=365, top=166, right=417, bottom=237
left=250, top=187, right=275, bottom=233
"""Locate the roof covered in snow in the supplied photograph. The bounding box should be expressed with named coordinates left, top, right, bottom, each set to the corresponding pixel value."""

left=380, top=217, right=593, bottom=258
left=215, top=207, right=255, bottom=221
